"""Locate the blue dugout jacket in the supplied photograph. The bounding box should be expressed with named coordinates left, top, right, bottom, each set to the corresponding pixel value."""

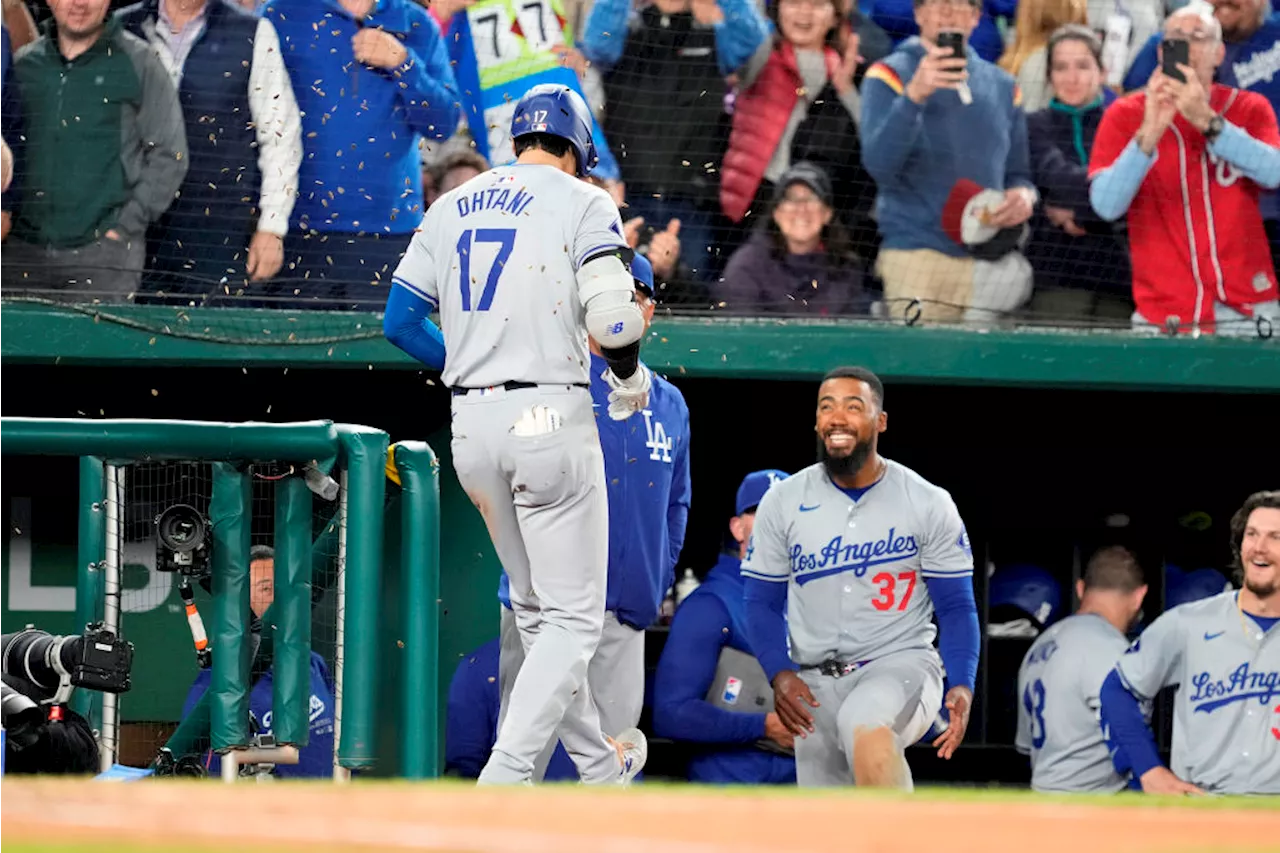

left=501, top=354, right=691, bottom=631
left=181, top=651, right=336, bottom=779
left=653, top=554, right=796, bottom=785
left=444, top=637, right=578, bottom=780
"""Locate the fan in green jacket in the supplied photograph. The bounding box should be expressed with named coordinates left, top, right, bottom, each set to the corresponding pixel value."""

left=3, top=3, right=187, bottom=301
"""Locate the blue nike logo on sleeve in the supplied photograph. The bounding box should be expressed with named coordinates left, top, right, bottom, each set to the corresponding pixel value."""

left=1204, top=631, right=1225, bottom=641
left=799, top=504, right=820, bottom=512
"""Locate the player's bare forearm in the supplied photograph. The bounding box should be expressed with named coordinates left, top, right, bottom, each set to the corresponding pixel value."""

left=772, top=670, right=818, bottom=737
left=932, top=685, right=971, bottom=759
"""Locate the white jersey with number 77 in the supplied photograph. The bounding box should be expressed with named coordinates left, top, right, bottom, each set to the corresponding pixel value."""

left=390, top=164, right=627, bottom=390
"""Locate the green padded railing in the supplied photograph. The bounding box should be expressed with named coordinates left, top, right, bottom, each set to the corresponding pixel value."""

left=0, top=417, right=387, bottom=771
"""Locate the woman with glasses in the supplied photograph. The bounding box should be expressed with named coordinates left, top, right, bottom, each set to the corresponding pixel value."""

left=719, top=162, right=870, bottom=315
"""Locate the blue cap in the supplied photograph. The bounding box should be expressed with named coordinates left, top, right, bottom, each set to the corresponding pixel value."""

left=736, top=469, right=789, bottom=516
left=631, top=253, right=654, bottom=296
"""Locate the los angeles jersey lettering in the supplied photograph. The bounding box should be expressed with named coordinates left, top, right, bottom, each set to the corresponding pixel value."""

left=1115, top=591, right=1280, bottom=794
left=741, top=459, right=972, bottom=667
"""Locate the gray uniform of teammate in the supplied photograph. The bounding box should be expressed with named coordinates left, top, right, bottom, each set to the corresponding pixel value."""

left=1112, top=591, right=1280, bottom=794
left=1016, top=614, right=1132, bottom=792
left=741, top=459, right=970, bottom=787
left=392, top=159, right=643, bottom=785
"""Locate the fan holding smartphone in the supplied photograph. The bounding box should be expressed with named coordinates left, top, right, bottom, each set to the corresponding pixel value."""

left=1138, top=8, right=1225, bottom=156
left=1160, top=35, right=1189, bottom=83
left=1088, top=1, right=1280, bottom=337
left=936, top=30, right=973, bottom=104
left=859, top=0, right=1040, bottom=326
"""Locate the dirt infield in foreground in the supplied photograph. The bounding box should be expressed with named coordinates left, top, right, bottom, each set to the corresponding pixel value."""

left=3, top=778, right=1279, bottom=853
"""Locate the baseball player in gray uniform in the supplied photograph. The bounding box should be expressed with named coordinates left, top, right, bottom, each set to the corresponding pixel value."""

left=1016, top=546, right=1148, bottom=793
left=389, top=83, right=650, bottom=786
left=742, top=366, right=981, bottom=789
left=1099, top=490, right=1280, bottom=795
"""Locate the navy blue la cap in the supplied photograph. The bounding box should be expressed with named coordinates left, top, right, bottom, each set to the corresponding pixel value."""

left=736, top=469, right=789, bottom=516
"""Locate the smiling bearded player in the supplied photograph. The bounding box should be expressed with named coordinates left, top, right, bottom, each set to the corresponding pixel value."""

left=1098, top=490, right=1280, bottom=795
left=741, top=365, right=981, bottom=789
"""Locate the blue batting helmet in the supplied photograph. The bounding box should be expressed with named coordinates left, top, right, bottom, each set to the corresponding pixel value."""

left=510, top=84, right=599, bottom=177
left=1165, top=566, right=1232, bottom=610
left=630, top=253, right=655, bottom=296
left=989, top=563, right=1062, bottom=628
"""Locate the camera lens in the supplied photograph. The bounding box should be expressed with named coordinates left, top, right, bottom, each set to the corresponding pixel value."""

left=156, top=505, right=207, bottom=554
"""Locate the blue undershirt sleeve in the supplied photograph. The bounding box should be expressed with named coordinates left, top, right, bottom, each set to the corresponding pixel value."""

left=743, top=577, right=795, bottom=684
left=383, top=283, right=446, bottom=370
left=922, top=574, right=979, bottom=691
left=1099, top=668, right=1162, bottom=781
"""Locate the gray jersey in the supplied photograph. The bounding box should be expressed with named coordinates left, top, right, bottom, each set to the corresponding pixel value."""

left=741, top=460, right=972, bottom=667
left=1016, top=613, right=1131, bottom=793
left=391, top=164, right=626, bottom=389
left=1115, top=591, right=1280, bottom=794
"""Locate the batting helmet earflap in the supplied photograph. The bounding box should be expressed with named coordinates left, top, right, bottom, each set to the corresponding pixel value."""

left=510, top=84, right=599, bottom=177
left=988, top=563, right=1062, bottom=628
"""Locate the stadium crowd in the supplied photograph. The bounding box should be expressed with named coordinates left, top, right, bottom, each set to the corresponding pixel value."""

left=0, top=0, right=1278, bottom=334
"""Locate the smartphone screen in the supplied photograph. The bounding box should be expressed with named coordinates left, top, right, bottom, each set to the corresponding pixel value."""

left=1162, top=38, right=1189, bottom=82
left=937, top=30, right=965, bottom=60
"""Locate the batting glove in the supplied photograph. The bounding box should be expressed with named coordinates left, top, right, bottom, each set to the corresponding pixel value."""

left=603, top=367, right=651, bottom=421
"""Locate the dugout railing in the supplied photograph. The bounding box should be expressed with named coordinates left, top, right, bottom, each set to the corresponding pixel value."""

left=0, top=418, right=443, bottom=780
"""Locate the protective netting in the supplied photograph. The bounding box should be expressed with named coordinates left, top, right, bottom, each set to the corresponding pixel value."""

left=110, top=461, right=341, bottom=774
left=0, top=0, right=1276, bottom=338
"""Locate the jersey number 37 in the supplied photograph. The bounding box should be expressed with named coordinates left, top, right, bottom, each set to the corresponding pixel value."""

left=456, top=228, right=517, bottom=312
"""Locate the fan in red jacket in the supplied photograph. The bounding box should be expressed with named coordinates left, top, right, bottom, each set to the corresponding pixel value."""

left=1088, top=2, right=1280, bottom=337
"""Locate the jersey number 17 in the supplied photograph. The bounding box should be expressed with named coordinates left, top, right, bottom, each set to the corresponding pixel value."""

left=456, top=228, right=517, bottom=312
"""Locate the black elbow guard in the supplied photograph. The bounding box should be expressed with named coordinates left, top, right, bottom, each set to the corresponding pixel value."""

left=582, top=245, right=635, bottom=268
left=600, top=339, right=641, bottom=380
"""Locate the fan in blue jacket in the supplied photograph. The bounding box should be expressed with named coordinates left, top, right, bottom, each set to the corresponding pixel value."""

left=261, top=0, right=460, bottom=305
left=652, top=469, right=797, bottom=785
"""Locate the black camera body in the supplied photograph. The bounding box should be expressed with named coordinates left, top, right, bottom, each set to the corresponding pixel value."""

left=71, top=623, right=134, bottom=694
left=1, top=624, right=134, bottom=704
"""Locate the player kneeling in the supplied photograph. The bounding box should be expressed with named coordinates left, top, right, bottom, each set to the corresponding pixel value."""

left=742, top=366, right=981, bottom=789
